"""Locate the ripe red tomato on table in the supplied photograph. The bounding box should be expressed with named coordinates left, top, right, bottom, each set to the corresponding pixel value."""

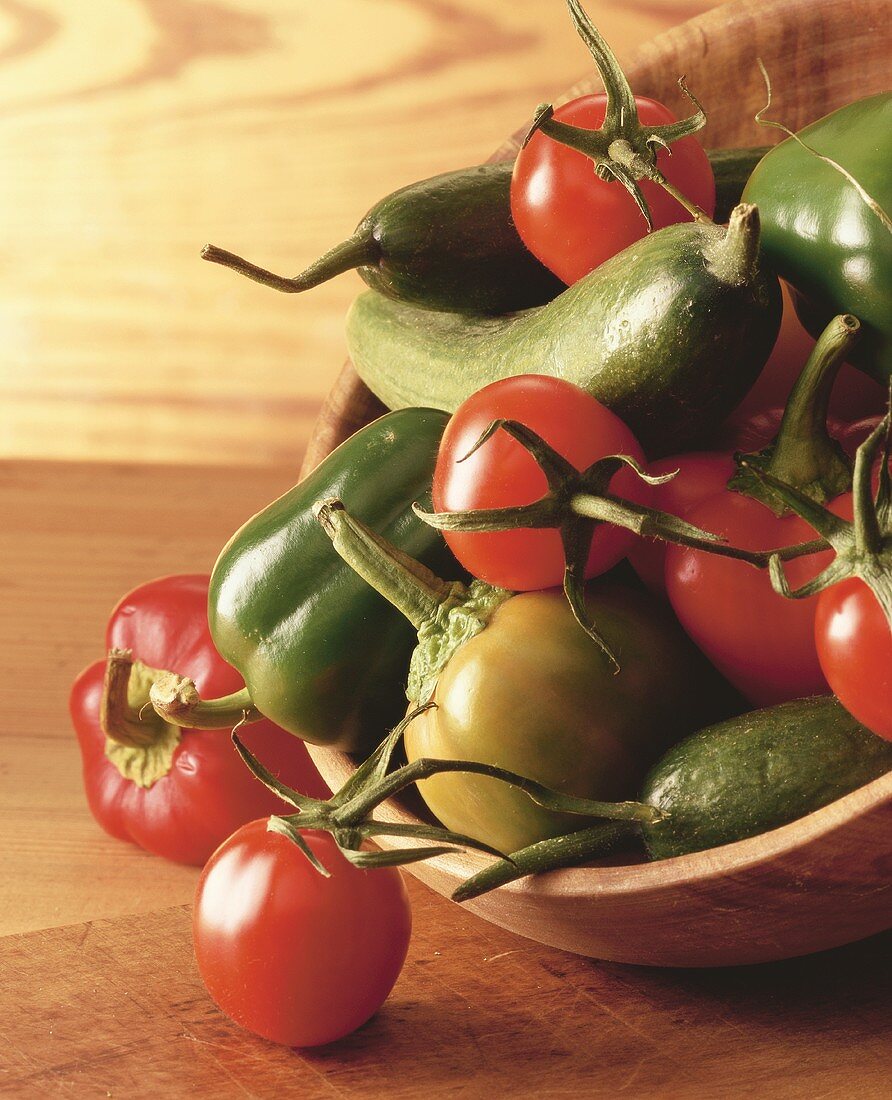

left=511, top=95, right=716, bottom=284
left=193, top=822, right=412, bottom=1047
left=70, top=575, right=329, bottom=866
left=431, top=375, right=648, bottom=591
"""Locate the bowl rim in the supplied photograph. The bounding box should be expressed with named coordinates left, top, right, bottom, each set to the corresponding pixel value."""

left=305, top=748, right=892, bottom=897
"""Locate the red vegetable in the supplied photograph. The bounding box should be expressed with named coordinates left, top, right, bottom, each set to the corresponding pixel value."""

left=660, top=315, right=862, bottom=707
left=431, top=375, right=647, bottom=592
left=511, top=93, right=715, bottom=284
left=70, top=575, right=328, bottom=866
left=816, top=577, right=892, bottom=740
left=664, top=494, right=843, bottom=705
left=193, top=821, right=412, bottom=1047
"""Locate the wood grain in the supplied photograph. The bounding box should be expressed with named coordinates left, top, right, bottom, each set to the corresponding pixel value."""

left=0, top=0, right=719, bottom=468
left=1, top=887, right=890, bottom=1098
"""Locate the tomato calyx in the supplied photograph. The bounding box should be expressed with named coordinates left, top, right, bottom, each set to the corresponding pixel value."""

left=232, top=704, right=661, bottom=876
left=417, top=417, right=795, bottom=665
left=101, top=648, right=183, bottom=787
left=748, top=404, right=892, bottom=625
left=523, top=0, right=709, bottom=229
left=729, top=314, right=860, bottom=513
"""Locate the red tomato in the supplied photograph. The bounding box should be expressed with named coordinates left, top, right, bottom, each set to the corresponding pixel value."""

left=511, top=95, right=716, bottom=284
left=815, top=575, right=892, bottom=741
left=432, top=375, right=648, bottom=591
left=664, top=494, right=856, bottom=707
left=626, top=452, right=737, bottom=595
left=70, top=575, right=329, bottom=866
left=193, top=822, right=412, bottom=1047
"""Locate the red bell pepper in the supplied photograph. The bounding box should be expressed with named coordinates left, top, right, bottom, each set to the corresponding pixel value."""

left=70, top=574, right=329, bottom=866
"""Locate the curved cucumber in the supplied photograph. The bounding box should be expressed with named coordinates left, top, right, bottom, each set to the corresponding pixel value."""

left=205, top=148, right=766, bottom=316
left=641, top=696, right=892, bottom=860
left=348, top=204, right=781, bottom=456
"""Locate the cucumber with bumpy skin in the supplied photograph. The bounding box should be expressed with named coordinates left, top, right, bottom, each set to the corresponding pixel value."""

left=640, top=695, right=892, bottom=859
left=453, top=696, right=892, bottom=901
left=348, top=204, right=781, bottom=456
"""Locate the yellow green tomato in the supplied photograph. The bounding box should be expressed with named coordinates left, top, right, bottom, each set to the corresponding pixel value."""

left=404, top=581, right=734, bottom=853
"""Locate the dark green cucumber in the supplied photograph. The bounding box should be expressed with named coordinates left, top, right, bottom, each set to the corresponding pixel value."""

left=641, top=695, right=892, bottom=860
left=453, top=695, right=892, bottom=901
left=204, top=148, right=765, bottom=316
left=348, top=203, right=781, bottom=456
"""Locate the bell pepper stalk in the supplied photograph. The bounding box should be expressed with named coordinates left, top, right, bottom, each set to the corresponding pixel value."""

left=726, top=313, right=860, bottom=511
left=100, top=648, right=184, bottom=785
left=229, top=704, right=662, bottom=876
left=414, top=424, right=822, bottom=666
left=522, top=0, right=710, bottom=227
left=745, top=400, right=892, bottom=624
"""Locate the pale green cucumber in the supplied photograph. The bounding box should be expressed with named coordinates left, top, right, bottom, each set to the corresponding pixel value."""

left=347, top=204, right=781, bottom=456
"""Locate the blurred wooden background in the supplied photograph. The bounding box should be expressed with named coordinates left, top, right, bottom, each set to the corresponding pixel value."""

left=0, top=0, right=719, bottom=468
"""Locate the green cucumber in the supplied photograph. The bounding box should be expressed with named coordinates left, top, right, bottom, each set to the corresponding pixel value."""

left=203, top=148, right=766, bottom=316
left=453, top=695, right=892, bottom=900
left=348, top=203, right=782, bottom=456
left=640, top=695, right=892, bottom=859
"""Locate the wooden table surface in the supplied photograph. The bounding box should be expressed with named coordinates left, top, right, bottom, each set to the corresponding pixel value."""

left=0, top=0, right=720, bottom=469
left=4, top=2, right=890, bottom=1096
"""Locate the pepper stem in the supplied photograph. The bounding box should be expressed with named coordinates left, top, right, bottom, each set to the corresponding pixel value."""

left=315, top=499, right=512, bottom=705
left=149, top=674, right=261, bottom=730
left=729, top=314, right=859, bottom=512
left=100, top=649, right=183, bottom=788
left=313, top=499, right=461, bottom=631
left=201, top=232, right=378, bottom=294
left=101, top=649, right=169, bottom=748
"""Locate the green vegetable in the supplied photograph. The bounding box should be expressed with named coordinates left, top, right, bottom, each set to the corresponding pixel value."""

left=201, top=149, right=766, bottom=316
left=639, top=695, right=892, bottom=859
left=454, top=696, right=892, bottom=899
left=346, top=203, right=781, bottom=456
left=149, top=408, right=458, bottom=755
left=742, top=92, right=892, bottom=383
left=202, top=163, right=565, bottom=315
left=315, top=500, right=742, bottom=854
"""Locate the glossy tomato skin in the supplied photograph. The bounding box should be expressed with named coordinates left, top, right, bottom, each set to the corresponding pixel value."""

left=626, top=451, right=736, bottom=595
left=664, top=494, right=856, bottom=707
left=432, top=375, right=648, bottom=591
left=404, top=581, right=740, bottom=853
left=71, top=575, right=329, bottom=866
left=815, top=578, right=892, bottom=740
left=511, top=95, right=716, bottom=284
left=193, top=823, right=412, bottom=1047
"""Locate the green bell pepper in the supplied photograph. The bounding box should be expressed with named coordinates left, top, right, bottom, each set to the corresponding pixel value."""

left=149, top=407, right=455, bottom=755
left=742, top=92, right=892, bottom=383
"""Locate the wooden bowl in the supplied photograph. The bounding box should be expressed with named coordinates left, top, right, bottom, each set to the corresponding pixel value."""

left=302, top=0, right=892, bottom=967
